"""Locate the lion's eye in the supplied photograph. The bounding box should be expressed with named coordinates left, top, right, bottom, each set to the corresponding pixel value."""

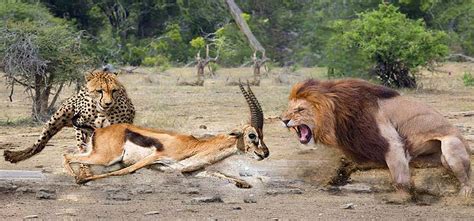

left=296, top=107, right=305, bottom=112
left=248, top=134, right=256, bottom=140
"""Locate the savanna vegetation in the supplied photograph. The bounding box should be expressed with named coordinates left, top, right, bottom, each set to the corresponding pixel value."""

left=0, top=0, right=473, bottom=121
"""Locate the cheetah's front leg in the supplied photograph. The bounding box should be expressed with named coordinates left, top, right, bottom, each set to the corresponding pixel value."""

left=71, top=114, right=96, bottom=153
left=74, top=127, right=92, bottom=152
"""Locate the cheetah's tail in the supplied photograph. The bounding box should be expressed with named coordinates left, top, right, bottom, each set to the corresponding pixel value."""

left=4, top=144, right=45, bottom=163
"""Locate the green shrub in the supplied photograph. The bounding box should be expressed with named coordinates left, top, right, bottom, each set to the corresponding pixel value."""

left=325, top=4, right=448, bottom=88
left=208, top=62, right=219, bottom=74
left=142, top=57, right=158, bottom=67
left=190, top=37, right=206, bottom=50
left=214, top=24, right=253, bottom=66
left=142, top=55, right=170, bottom=72
left=462, top=72, right=474, bottom=87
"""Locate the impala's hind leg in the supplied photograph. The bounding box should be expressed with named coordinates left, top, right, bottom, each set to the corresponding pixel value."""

left=63, top=152, right=122, bottom=180
left=440, top=136, right=471, bottom=197
left=63, top=155, right=77, bottom=177
left=196, top=171, right=252, bottom=189
left=77, top=153, right=162, bottom=183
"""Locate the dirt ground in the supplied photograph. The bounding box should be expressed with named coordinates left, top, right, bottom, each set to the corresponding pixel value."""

left=0, top=63, right=473, bottom=220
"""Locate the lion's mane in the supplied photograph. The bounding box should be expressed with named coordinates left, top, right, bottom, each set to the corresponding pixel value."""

left=289, top=79, right=400, bottom=162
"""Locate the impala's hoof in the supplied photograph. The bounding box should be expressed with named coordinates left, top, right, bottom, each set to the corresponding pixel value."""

left=459, top=185, right=472, bottom=198
left=75, top=176, right=90, bottom=185
left=235, top=181, right=252, bottom=189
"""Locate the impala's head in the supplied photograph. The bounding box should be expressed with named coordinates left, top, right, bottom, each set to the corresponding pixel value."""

left=231, top=82, right=269, bottom=160
left=85, top=68, right=125, bottom=111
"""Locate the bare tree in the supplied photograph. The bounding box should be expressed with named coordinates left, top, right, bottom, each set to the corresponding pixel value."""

left=178, top=44, right=218, bottom=86
left=250, top=51, right=269, bottom=86
left=225, top=0, right=265, bottom=53
left=2, top=33, right=50, bottom=121
left=1, top=26, right=88, bottom=122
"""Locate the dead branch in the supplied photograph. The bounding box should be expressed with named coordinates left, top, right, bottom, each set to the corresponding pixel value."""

left=119, top=66, right=138, bottom=74
left=447, top=54, right=474, bottom=62
left=8, top=81, right=14, bottom=102
left=194, top=44, right=219, bottom=83
left=239, top=60, right=252, bottom=68
left=47, top=83, right=64, bottom=111
left=205, top=44, right=219, bottom=63
left=250, top=51, right=269, bottom=86
left=225, top=0, right=265, bottom=53
left=184, top=60, right=196, bottom=68
left=9, top=76, right=32, bottom=88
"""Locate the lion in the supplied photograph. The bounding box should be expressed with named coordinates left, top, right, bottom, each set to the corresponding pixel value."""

left=280, top=79, right=471, bottom=199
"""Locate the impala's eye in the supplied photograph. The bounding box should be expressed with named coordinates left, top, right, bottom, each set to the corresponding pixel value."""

left=248, top=133, right=256, bottom=140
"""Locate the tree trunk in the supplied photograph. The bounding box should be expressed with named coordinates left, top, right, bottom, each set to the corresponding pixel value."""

left=197, top=62, right=205, bottom=85
left=372, top=61, right=416, bottom=88
left=32, top=74, right=52, bottom=122
left=225, top=0, right=265, bottom=53
left=253, top=64, right=260, bottom=85
left=40, top=84, right=51, bottom=118
left=48, top=83, right=64, bottom=112
left=32, top=74, right=42, bottom=121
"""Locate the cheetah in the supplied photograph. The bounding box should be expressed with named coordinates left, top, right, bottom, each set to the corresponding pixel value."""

left=4, top=69, right=135, bottom=163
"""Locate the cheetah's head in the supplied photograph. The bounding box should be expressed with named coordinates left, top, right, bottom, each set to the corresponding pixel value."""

left=85, top=69, right=125, bottom=112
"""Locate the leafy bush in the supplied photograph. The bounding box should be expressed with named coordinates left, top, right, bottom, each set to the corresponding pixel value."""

left=142, top=57, right=156, bottom=67
left=326, top=4, right=448, bottom=88
left=123, top=43, right=147, bottom=66
left=214, top=24, right=253, bottom=67
left=208, top=62, right=219, bottom=74
left=142, top=55, right=170, bottom=72
left=462, top=72, right=474, bottom=87
left=190, top=37, right=206, bottom=50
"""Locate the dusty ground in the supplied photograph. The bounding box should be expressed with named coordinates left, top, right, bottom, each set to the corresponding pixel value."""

left=0, top=63, right=473, bottom=220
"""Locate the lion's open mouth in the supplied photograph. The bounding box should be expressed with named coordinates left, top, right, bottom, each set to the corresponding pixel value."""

left=293, top=124, right=312, bottom=144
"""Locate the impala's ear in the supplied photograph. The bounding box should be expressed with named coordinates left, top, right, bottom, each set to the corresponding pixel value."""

left=228, top=129, right=242, bottom=138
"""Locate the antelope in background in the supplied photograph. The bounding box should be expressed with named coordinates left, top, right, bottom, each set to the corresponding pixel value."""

left=64, top=83, right=269, bottom=188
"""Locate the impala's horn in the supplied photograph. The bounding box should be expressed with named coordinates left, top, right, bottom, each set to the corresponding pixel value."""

left=239, top=80, right=264, bottom=132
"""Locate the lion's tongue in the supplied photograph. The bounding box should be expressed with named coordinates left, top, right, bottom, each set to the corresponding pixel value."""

left=299, top=126, right=309, bottom=142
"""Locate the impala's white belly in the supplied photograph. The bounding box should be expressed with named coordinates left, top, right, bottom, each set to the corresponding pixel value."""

left=122, top=141, right=156, bottom=165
